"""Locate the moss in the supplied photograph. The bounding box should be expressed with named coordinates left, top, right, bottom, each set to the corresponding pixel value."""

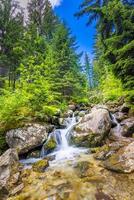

left=44, top=137, right=57, bottom=151
left=32, top=159, right=49, bottom=172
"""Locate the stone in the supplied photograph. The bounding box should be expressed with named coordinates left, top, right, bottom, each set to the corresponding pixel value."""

left=11, top=183, right=24, bottom=196
left=114, top=111, right=128, bottom=122
left=0, top=149, right=20, bottom=198
left=78, top=111, right=86, bottom=117
left=70, top=105, right=112, bottom=147
left=67, top=110, right=73, bottom=117
left=103, top=141, right=134, bottom=173
left=27, top=150, right=41, bottom=159
left=44, top=136, right=57, bottom=152
left=32, top=159, right=49, bottom=172
left=6, top=123, right=48, bottom=155
left=120, top=103, right=130, bottom=113
left=109, top=117, right=134, bottom=138
left=120, top=117, right=134, bottom=137
left=68, top=104, right=76, bottom=111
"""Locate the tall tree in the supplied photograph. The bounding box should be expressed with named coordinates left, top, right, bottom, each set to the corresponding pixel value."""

left=84, top=53, right=94, bottom=88
left=76, top=0, right=134, bottom=91
left=27, top=0, right=57, bottom=38
left=42, top=0, right=57, bottom=39
left=43, top=23, right=87, bottom=101
left=0, top=0, right=24, bottom=89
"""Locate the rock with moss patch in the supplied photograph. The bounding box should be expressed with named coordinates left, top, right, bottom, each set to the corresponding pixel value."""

left=0, top=149, right=22, bottom=199
left=32, top=159, right=49, bottom=172
left=70, top=105, right=112, bottom=147
left=44, top=136, right=57, bottom=152
left=6, top=123, right=48, bottom=155
left=103, top=141, right=134, bottom=173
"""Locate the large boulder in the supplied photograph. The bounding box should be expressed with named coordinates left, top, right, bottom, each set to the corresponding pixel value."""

left=70, top=105, right=112, bottom=147
left=0, top=149, right=21, bottom=198
left=103, top=141, right=134, bottom=173
left=6, top=124, right=48, bottom=155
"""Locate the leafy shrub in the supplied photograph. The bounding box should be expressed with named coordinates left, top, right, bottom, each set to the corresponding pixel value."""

left=100, top=72, right=124, bottom=102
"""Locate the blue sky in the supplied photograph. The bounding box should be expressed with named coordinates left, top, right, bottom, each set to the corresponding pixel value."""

left=54, top=0, right=96, bottom=62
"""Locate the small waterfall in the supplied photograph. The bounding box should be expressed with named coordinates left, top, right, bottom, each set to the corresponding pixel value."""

left=111, top=113, right=122, bottom=137
left=20, top=113, right=87, bottom=166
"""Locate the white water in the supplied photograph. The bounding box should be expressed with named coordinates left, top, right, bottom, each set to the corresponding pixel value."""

left=20, top=114, right=87, bottom=166
left=111, top=114, right=122, bottom=137
left=48, top=114, right=87, bottom=166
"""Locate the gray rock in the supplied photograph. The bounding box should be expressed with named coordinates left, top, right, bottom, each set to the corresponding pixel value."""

left=121, top=117, right=134, bottom=137
left=104, top=141, right=134, bottom=173
left=70, top=105, right=112, bottom=147
left=120, top=103, right=130, bottom=113
left=114, top=112, right=128, bottom=122
left=78, top=111, right=86, bottom=117
left=0, top=149, right=20, bottom=197
left=68, top=104, right=76, bottom=111
left=11, top=183, right=24, bottom=196
left=6, top=124, right=48, bottom=155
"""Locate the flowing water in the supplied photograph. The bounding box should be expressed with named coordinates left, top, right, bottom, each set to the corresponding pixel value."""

left=20, top=114, right=87, bottom=167
left=111, top=113, right=122, bottom=137
left=15, top=113, right=134, bottom=200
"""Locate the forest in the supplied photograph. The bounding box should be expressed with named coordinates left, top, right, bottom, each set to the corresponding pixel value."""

left=0, top=0, right=134, bottom=199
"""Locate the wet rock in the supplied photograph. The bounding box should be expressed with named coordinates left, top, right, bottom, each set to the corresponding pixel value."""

left=109, top=117, right=134, bottom=138
left=68, top=104, right=76, bottom=111
left=63, top=110, right=73, bottom=118
left=58, top=117, right=65, bottom=127
left=67, top=110, right=73, bottom=117
left=27, top=150, right=41, bottom=159
left=0, top=149, right=21, bottom=198
left=120, top=103, right=130, bottom=113
left=70, top=105, right=112, bottom=147
left=103, top=141, right=134, bottom=173
left=120, top=117, right=134, bottom=137
left=32, top=159, right=49, bottom=172
left=73, top=161, right=92, bottom=178
left=78, top=111, right=86, bottom=117
left=94, top=141, right=127, bottom=161
left=44, top=136, right=57, bottom=152
left=114, top=112, right=128, bottom=122
left=46, top=155, right=56, bottom=161
left=10, top=183, right=24, bottom=196
left=6, top=123, right=48, bottom=155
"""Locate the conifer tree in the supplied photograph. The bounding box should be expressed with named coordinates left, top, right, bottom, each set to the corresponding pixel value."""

left=0, top=0, right=24, bottom=89
left=84, top=53, right=94, bottom=88
left=27, top=0, right=57, bottom=38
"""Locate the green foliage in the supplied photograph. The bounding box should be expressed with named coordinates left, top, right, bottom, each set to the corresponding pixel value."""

left=77, top=0, right=134, bottom=104
left=0, top=2, right=88, bottom=140
left=0, top=89, right=32, bottom=131
left=100, top=72, right=124, bottom=102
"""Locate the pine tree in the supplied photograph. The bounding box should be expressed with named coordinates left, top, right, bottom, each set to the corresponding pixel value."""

left=27, top=0, right=57, bottom=38
left=43, top=23, right=87, bottom=101
left=42, top=0, right=57, bottom=39
left=84, top=53, right=94, bottom=88
left=0, top=0, right=24, bottom=89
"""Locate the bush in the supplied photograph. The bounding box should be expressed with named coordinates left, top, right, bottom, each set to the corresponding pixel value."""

left=100, top=72, right=124, bottom=102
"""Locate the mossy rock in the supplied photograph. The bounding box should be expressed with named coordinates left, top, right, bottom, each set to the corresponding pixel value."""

left=32, top=159, right=49, bottom=172
left=44, top=137, right=57, bottom=151
left=70, top=132, right=105, bottom=148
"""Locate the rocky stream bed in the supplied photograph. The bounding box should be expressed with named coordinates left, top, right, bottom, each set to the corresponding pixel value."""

left=0, top=101, right=134, bottom=200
